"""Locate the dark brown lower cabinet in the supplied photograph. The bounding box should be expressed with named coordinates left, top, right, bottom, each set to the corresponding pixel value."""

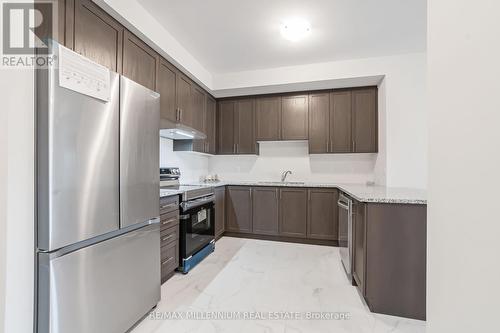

left=225, top=186, right=252, bottom=233
left=307, top=188, right=339, bottom=240
left=352, top=201, right=366, bottom=294
left=214, top=186, right=225, bottom=238
left=159, top=195, right=180, bottom=283
left=278, top=188, right=307, bottom=238
left=353, top=202, right=427, bottom=320
left=252, top=187, right=279, bottom=235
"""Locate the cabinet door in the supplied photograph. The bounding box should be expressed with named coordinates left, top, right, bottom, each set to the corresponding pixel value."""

left=235, top=99, right=256, bottom=154
left=330, top=91, right=352, bottom=153
left=217, top=101, right=236, bottom=154
left=255, top=96, right=281, bottom=141
left=205, top=97, right=217, bottom=154
left=122, top=30, right=158, bottom=91
left=73, top=0, right=123, bottom=72
left=191, top=85, right=206, bottom=133
left=214, top=186, right=226, bottom=237
left=279, top=188, right=307, bottom=238
left=308, top=93, right=330, bottom=153
left=226, top=187, right=252, bottom=233
left=352, top=88, right=378, bottom=153
left=307, top=188, right=338, bottom=240
left=252, top=187, right=279, bottom=236
left=176, top=74, right=192, bottom=127
left=157, top=59, right=177, bottom=125
left=353, top=201, right=366, bottom=295
left=281, top=95, right=309, bottom=140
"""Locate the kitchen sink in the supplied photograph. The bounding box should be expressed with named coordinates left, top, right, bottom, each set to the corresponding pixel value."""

left=257, top=181, right=306, bottom=186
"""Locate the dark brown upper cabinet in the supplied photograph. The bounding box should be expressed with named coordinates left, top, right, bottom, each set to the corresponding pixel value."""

left=217, top=100, right=236, bottom=154
left=352, top=88, right=378, bottom=153
left=176, top=73, right=192, bottom=127
left=122, top=30, right=158, bottom=91
left=226, top=186, right=252, bottom=233
left=308, top=93, right=330, bottom=153
left=235, top=99, right=256, bottom=154
left=279, top=188, right=307, bottom=238
left=157, top=59, right=177, bottom=125
left=217, top=99, right=256, bottom=155
left=252, top=187, right=279, bottom=236
left=255, top=96, right=281, bottom=141
left=330, top=90, right=353, bottom=153
left=71, top=0, right=123, bottom=72
left=204, top=96, right=217, bottom=154
left=308, top=87, right=377, bottom=154
left=191, top=85, right=206, bottom=133
left=281, top=95, right=309, bottom=140
left=307, top=188, right=339, bottom=240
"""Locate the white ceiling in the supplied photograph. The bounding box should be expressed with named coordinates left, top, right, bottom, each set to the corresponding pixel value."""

left=137, top=0, right=426, bottom=75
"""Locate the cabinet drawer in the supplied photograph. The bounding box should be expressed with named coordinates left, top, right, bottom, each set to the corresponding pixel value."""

left=160, top=195, right=179, bottom=214
left=160, top=210, right=179, bottom=230
left=161, top=241, right=179, bottom=278
left=160, top=224, right=179, bottom=247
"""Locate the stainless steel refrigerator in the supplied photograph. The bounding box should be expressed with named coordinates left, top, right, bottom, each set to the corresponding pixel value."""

left=36, top=42, right=161, bottom=333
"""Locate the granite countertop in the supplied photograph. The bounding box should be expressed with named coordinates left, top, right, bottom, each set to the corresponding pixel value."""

left=178, top=181, right=427, bottom=205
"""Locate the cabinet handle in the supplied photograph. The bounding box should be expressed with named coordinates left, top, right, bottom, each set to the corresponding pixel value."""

left=161, top=203, right=177, bottom=210
left=236, top=143, right=239, bottom=153
left=352, top=140, right=356, bottom=152
left=162, top=218, right=177, bottom=225
left=161, top=257, right=174, bottom=266
left=162, top=234, right=175, bottom=242
left=179, top=109, right=183, bottom=122
left=330, top=140, right=333, bottom=153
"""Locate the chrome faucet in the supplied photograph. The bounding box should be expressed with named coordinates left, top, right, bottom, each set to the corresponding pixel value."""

left=281, top=170, right=292, bottom=182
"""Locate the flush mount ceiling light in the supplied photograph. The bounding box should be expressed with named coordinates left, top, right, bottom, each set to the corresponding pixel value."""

left=280, top=18, right=311, bottom=42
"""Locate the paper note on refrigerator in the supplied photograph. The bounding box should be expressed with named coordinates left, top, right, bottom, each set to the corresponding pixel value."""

left=58, top=45, right=111, bottom=102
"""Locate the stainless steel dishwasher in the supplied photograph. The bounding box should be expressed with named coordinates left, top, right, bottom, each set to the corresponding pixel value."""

left=338, top=192, right=353, bottom=280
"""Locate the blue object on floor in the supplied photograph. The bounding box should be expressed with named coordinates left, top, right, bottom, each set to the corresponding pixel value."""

left=178, top=240, right=215, bottom=274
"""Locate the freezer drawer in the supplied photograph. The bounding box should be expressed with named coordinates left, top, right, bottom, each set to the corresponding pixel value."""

left=120, top=76, right=161, bottom=228
left=37, top=223, right=160, bottom=333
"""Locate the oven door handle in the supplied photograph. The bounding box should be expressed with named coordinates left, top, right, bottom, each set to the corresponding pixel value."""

left=180, top=195, right=215, bottom=211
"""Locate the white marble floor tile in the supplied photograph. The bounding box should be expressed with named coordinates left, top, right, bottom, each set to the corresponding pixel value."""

left=131, top=237, right=426, bottom=333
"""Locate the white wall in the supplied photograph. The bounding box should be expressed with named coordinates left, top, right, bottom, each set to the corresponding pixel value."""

left=159, top=138, right=209, bottom=183
left=213, top=53, right=427, bottom=189
left=0, top=68, right=35, bottom=332
left=427, top=0, right=500, bottom=332
left=209, top=141, right=376, bottom=183
left=95, top=0, right=213, bottom=91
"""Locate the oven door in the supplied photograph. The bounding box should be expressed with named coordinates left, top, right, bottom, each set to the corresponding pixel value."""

left=179, top=196, right=215, bottom=260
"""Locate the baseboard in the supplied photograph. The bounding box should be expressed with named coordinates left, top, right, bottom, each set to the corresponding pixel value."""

left=222, top=232, right=339, bottom=247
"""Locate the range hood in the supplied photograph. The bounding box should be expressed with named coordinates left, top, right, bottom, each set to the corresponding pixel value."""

left=159, top=119, right=206, bottom=140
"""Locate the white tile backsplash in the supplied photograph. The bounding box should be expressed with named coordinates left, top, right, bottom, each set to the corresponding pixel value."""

left=161, top=139, right=377, bottom=184
left=159, top=137, right=209, bottom=182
